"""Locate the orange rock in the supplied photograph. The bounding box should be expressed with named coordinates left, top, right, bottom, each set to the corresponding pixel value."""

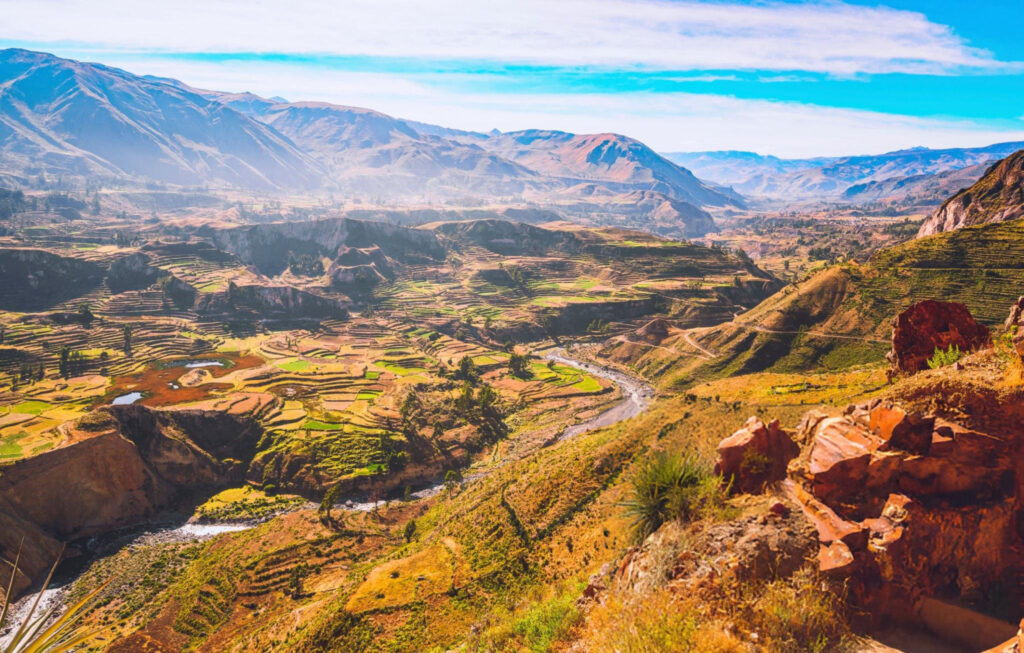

left=807, top=417, right=881, bottom=501
left=818, top=540, right=856, bottom=576
left=868, top=403, right=933, bottom=454
left=715, top=416, right=799, bottom=493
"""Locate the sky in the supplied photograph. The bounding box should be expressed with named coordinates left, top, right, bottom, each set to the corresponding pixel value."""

left=2, top=0, right=1023, bottom=158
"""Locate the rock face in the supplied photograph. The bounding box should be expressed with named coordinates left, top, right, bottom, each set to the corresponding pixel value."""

left=887, top=300, right=991, bottom=374
left=917, top=150, right=1024, bottom=237
left=194, top=283, right=348, bottom=320
left=781, top=397, right=1020, bottom=620
left=715, top=416, right=799, bottom=493
left=0, top=405, right=264, bottom=602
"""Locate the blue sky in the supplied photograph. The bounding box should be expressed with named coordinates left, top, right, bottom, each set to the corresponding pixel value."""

left=2, top=0, right=1023, bottom=157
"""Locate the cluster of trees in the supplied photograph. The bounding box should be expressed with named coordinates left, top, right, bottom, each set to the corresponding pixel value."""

left=58, top=345, right=90, bottom=379
left=44, top=192, right=87, bottom=221
left=507, top=351, right=532, bottom=378
left=287, top=251, right=325, bottom=277
left=0, top=189, right=25, bottom=220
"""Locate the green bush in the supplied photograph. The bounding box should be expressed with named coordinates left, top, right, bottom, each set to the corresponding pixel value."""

left=622, top=452, right=720, bottom=542
left=926, top=344, right=961, bottom=369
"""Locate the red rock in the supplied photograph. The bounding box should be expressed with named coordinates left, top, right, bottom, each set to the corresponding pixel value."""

left=784, top=480, right=867, bottom=550
left=715, top=416, right=799, bottom=493
left=818, top=541, right=856, bottom=576
left=868, top=404, right=933, bottom=454
left=887, top=300, right=991, bottom=374
left=807, top=417, right=881, bottom=501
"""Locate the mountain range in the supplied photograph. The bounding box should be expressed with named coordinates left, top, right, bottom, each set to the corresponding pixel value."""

left=0, top=48, right=736, bottom=214
left=667, top=142, right=1024, bottom=202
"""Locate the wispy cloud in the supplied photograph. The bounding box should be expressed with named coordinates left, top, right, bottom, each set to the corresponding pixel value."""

left=0, top=0, right=1015, bottom=75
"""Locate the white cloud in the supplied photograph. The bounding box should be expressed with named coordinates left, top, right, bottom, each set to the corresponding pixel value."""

left=113, top=59, right=1024, bottom=158
left=1, top=0, right=1013, bottom=75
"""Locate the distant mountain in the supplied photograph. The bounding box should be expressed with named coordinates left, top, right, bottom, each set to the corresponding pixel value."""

left=917, top=150, right=1024, bottom=237
left=663, top=150, right=828, bottom=189
left=205, top=94, right=543, bottom=197
left=841, top=163, right=988, bottom=208
left=666, top=143, right=1024, bottom=201
left=0, top=48, right=736, bottom=222
left=456, top=130, right=742, bottom=208
left=0, top=49, right=321, bottom=189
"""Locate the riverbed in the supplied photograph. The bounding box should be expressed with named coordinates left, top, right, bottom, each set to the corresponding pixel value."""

left=1, top=350, right=653, bottom=638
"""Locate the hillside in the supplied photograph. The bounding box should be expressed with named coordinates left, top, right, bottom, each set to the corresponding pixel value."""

left=599, top=214, right=1024, bottom=389
left=918, top=150, right=1024, bottom=236
left=0, top=49, right=321, bottom=190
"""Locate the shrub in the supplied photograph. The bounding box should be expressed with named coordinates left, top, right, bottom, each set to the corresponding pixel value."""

left=926, top=344, right=961, bottom=369
left=622, top=452, right=721, bottom=542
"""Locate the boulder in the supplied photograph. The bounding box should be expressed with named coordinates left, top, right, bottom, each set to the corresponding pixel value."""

left=868, top=403, right=934, bottom=454
left=887, top=300, right=991, bottom=374
left=806, top=417, right=881, bottom=502
left=715, top=416, right=799, bottom=493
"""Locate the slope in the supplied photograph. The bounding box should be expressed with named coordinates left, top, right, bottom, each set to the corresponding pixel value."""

left=0, top=49, right=321, bottom=189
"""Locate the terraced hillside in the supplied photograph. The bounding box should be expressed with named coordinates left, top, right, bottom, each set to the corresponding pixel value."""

left=600, top=215, right=1024, bottom=388
left=0, top=215, right=778, bottom=613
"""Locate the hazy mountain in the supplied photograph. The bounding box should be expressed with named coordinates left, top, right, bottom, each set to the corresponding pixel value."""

left=918, top=150, right=1024, bottom=237
left=205, top=94, right=543, bottom=197
left=451, top=130, right=742, bottom=208
left=0, top=49, right=730, bottom=212
left=0, top=49, right=322, bottom=189
left=664, top=150, right=829, bottom=188
left=841, top=163, right=988, bottom=208
left=667, top=143, right=1024, bottom=201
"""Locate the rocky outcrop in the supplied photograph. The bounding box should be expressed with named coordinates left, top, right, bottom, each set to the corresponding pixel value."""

left=194, top=283, right=348, bottom=320
left=208, top=217, right=445, bottom=276
left=781, top=397, right=1020, bottom=620
left=634, top=318, right=672, bottom=345
left=918, top=150, right=1024, bottom=237
left=0, top=248, right=105, bottom=311
left=106, top=252, right=162, bottom=293
left=715, top=416, right=798, bottom=493
left=887, top=300, right=991, bottom=374
left=0, top=405, right=263, bottom=602
left=328, top=246, right=395, bottom=299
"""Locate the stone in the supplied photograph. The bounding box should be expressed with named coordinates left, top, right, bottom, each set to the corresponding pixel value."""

left=807, top=417, right=881, bottom=501
left=818, top=541, right=856, bottom=576
left=887, top=300, right=991, bottom=374
left=715, top=416, right=799, bottom=493
left=868, top=403, right=934, bottom=454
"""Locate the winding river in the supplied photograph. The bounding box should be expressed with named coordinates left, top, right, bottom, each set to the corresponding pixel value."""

left=1, top=350, right=653, bottom=639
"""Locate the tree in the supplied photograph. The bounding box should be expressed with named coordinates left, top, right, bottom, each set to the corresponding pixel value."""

left=507, top=352, right=532, bottom=379
left=319, top=483, right=345, bottom=523
left=122, top=324, right=133, bottom=357
left=58, top=345, right=71, bottom=379
left=444, top=469, right=462, bottom=498
left=403, top=519, right=417, bottom=543
left=454, top=355, right=478, bottom=383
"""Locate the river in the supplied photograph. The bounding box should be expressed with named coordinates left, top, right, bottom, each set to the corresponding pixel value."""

left=1, top=350, right=653, bottom=639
